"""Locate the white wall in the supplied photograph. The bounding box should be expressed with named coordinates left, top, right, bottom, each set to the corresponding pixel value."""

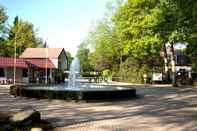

left=49, top=50, right=68, bottom=71
left=6, top=68, right=22, bottom=80
left=50, top=58, right=58, bottom=68
left=5, top=68, right=28, bottom=83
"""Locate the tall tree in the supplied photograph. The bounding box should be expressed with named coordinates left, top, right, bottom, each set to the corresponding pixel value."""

left=88, top=20, right=120, bottom=71
left=0, top=5, right=9, bottom=56
left=78, top=0, right=197, bottom=83
left=77, top=42, right=92, bottom=72
left=154, top=0, right=197, bottom=83
left=8, top=16, right=41, bottom=56
left=0, top=6, right=8, bottom=38
left=113, top=0, right=162, bottom=59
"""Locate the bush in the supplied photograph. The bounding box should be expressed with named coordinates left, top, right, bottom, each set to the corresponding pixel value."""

left=102, top=69, right=111, bottom=77
left=54, top=69, right=66, bottom=83
left=118, top=57, right=150, bottom=83
left=81, top=72, right=100, bottom=77
left=102, top=69, right=112, bottom=81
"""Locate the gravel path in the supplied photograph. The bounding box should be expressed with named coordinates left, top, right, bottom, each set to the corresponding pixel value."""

left=1, top=86, right=197, bottom=131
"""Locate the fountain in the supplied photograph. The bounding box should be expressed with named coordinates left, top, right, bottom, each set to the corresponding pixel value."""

left=68, top=57, right=80, bottom=88
left=10, top=57, right=136, bottom=100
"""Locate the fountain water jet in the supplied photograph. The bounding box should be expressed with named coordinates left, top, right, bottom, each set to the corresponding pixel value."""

left=68, top=57, right=80, bottom=88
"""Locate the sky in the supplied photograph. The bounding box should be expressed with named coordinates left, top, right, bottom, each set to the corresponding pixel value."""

left=1, top=0, right=110, bottom=56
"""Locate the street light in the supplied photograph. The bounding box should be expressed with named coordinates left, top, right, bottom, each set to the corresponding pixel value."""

left=13, top=25, right=18, bottom=85
left=14, top=33, right=16, bottom=85
left=14, top=16, right=19, bottom=85
left=44, top=40, right=48, bottom=85
left=45, top=47, right=48, bottom=84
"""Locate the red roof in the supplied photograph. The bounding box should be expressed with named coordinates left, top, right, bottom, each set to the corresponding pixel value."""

left=0, top=57, right=55, bottom=69
left=20, top=48, right=64, bottom=58
left=26, top=59, right=55, bottom=69
left=0, top=57, right=27, bottom=68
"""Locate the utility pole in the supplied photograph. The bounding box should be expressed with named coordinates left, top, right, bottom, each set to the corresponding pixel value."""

left=14, top=32, right=17, bottom=85
left=13, top=17, right=19, bottom=85
left=44, top=41, right=48, bottom=84
left=45, top=49, right=48, bottom=84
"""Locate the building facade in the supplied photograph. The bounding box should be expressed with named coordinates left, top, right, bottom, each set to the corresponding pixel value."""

left=0, top=48, right=67, bottom=84
left=20, top=48, right=68, bottom=70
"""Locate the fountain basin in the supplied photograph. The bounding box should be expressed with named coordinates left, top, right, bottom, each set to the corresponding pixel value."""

left=10, top=84, right=136, bottom=101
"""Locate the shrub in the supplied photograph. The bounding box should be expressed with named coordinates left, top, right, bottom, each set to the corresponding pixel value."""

left=102, top=69, right=112, bottom=81
left=81, top=72, right=100, bottom=77
left=119, top=57, right=150, bottom=83
left=54, top=69, right=66, bottom=83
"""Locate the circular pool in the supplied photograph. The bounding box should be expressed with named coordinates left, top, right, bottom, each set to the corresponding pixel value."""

left=10, top=83, right=136, bottom=101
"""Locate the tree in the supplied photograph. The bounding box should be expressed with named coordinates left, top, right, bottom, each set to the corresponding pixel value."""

left=0, top=6, right=8, bottom=38
left=8, top=16, right=41, bottom=56
left=88, top=20, right=120, bottom=71
left=171, top=0, right=197, bottom=71
left=111, top=0, right=164, bottom=83
left=77, top=42, right=92, bottom=72
left=0, top=5, right=9, bottom=56
left=113, top=0, right=163, bottom=59
left=79, top=0, right=197, bottom=83
left=66, top=51, right=73, bottom=70
left=154, top=0, right=197, bottom=83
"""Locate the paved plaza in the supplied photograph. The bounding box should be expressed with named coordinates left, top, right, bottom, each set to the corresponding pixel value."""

left=1, top=85, right=197, bottom=130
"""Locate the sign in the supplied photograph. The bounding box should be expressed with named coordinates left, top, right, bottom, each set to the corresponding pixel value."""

left=152, top=73, right=162, bottom=81
left=143, top=74, right=148, bottom=80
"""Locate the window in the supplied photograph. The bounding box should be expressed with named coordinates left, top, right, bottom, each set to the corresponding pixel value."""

left=22, top=69, right=28, bottom=77
left=0, top=68, right=5, bottom=77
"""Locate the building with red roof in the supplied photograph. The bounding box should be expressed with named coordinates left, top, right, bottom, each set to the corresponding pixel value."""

left=0, top=48, right=68, bottom=84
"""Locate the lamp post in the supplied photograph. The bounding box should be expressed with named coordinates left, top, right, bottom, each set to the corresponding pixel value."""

left=44, top=41, right=48, bottom=84
left=45, top=48, right=48, bottom=84
left=14, top=32, right=17, bottom=85
left=13, top=20, right=19, bottom=85
left=13, top=16, right=20, bottom=85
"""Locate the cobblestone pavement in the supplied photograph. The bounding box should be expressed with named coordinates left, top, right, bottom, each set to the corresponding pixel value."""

left=1, top=86, right=197, bottom=131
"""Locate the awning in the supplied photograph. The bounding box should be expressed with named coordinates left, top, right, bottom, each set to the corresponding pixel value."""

left=0, top=57, right=56, bottom=69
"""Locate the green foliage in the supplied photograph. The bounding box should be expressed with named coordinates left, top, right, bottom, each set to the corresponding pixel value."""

left=186, top=39, right=197, bottom=71
left=0, top=6, right=8, bottom=38
left=81, top=72, right=100, bottom=77
left=158, top=0, right=197, bottom=42
left=66, top=51, right=73, bottom=69
left=0, top=6, right=9, bottom=56
left=8, top=16, right=42, bottom=56
left=54, top=69, right=66, bottom=83
left=77, top=42, right=92, bottom=72
left=113, top=0, right=163, bottom=59
left=88, top=20, right=120, bottom=71
left=83, top=0, right=197, bottom=83
left=102, top=69, right=111, bottom=78
left=119, top=57, right=149, bottom=83
left=0, top=13, right=44, bottom=57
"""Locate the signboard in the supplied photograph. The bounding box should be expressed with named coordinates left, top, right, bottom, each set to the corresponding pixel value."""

left=143, top=74, right=148, bottom=80
left=152, top=73, right=162, bottom=81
